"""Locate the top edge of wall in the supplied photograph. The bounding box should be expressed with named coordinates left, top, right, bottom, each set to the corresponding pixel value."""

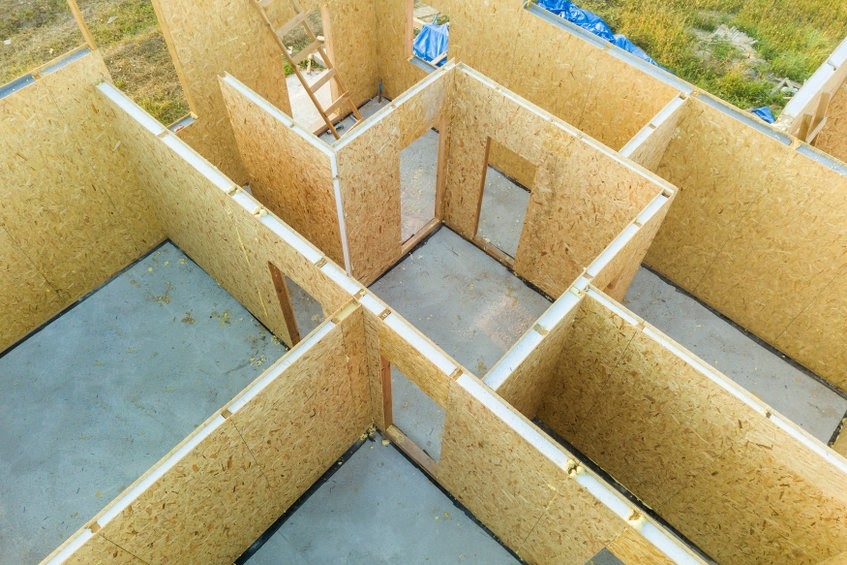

left=0, top=46, right=92, bottom=100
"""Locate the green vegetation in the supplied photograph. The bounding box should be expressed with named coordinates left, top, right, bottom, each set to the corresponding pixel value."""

left=1, top=0, right=188, bottom=125
left=575, top=0, right=847, bottom=113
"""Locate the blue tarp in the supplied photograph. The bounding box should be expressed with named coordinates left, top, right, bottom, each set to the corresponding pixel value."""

left=537, top=0, right=660, bottom=67
left=752, top=106, right=776, bottom=123
left=413, top=21, right=449, bottom=66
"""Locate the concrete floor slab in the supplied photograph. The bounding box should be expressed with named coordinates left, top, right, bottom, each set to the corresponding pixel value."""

left=370, top=227, right=551, bottom=377
left=0, top=243, right=288, bottom=562
left=245, top=433, right=519, bottom=565
left=477, top=166, right=531, bottom=258
left=400, top=129, right=439, bottom=242
left=624, top=267, right=847, bottom=443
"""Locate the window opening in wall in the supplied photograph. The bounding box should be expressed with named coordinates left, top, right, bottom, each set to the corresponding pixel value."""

left=75, top=0, right=190, bottom=126
left=268, top=262, right=325, bottom=345
left=475, top=139, right=533, bottom=264
left=399, top=128, right=441, bottom=243
left=407, top=0, right=449, bottom=68
left=385, top=361, right=445, bottom=462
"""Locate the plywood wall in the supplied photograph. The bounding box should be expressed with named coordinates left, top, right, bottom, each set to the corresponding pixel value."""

left=374, top=0, right=428, bottom=99
left=220, top=75, right=344, bottom=266
left=334, top=68, right=450, bottom=284
left=439, top=376, right=688, bottom=564
left=101, top=86, right=351, bottom=348
left=534, top=292, right=847, bottom=563
left=437, top=0, right=680, bottom=151
left=813, top=79, right=847, bottom=163
left=0, top=52, right=164, bottom=353
left=443, top=67, right=664, bottom=299
left=150, top=0, right=290, bottom=183
left=59, top=308, right=370, bottom=563
left=645, top=97, right=847, bottom=392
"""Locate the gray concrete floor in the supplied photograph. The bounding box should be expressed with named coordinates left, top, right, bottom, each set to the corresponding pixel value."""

left=477, top=166, right=531, bottom=259
left=320, top=98, right=388, bottom=142
left=245, top=432, right=519, bottom=565
left=286, top=275, right=325, bottom=339
left=0, top=242, right=288, bottom=562
left=399, top=129, right=439, bottom=242
left=624, top=267, right=847, bottom=444
left=369, top=227, right=551, bottom=464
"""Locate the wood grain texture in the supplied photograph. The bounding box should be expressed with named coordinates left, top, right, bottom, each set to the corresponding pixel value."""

left=0, top=52, right=164, bottom=352
left=607, top=528, right=675, bottom=565
left=369, top=309, right=454, bottom=408
left=537, top=293, right=847, bottom=563
left=230, top=313, right=371, bottom=515
left=812, top=79, right=847, bottom=163
left=439, top=0, right=679, bottom=150
left=646, top=97, right=847, bottom=391
left=336, top=109, right=402, bottom=284
left=439, top=378, right=650, bottom=564
left=625, top=99, right=689, bottom=172
left=151, top=0, right=290, bottom=182
left=374, top=0, right=427, bottom=100
left=98, top=420, right=277, bottom=563
left=832, top=425, right=847, bottom=457
left=220, top=77, right=344, bottom=265
left=64, top=533, right=145, bottom=564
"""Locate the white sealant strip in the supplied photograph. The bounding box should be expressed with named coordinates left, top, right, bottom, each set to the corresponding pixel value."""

left=635, top=193, right=671, bottom=226
left=620, top=96, right=687, bottom=158
left=484, top=329, right=545, bottom=391
left=227, top=322, right=335, bottom=414
left=320, top=261, right=363, bottom=295
left=160, top=134, right=237, bottom=192
left=457, top=374, right=568, bottom=467
left=358, top=291, right=387, bottom=317
left=384, top=313, right=457, bottom=376
left=769, top=413, right=847, bottom=475
left=535, top=285, right=584, bottom=332
left=329, top=155, right=353, bottom=274
left=46, top=530, right=94, bottom=565
left=828, top=36, right=847, bottom=68
left=259, top=213, right=324, bottom=264
left=96, top=414, right=226, bottom=528
left=219, top=73, right=334, bottom=156
left=97, top=82, right=166, bottom=136
left=458, top=372, right=702, bottom=563
left=585, top=223, right=640, bottom=279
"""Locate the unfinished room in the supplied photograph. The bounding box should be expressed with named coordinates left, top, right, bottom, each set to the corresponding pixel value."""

left=2, top=0, right=847, bottom=564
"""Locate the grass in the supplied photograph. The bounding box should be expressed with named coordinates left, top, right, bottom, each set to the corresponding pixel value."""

left=569, top=0, right=847, bottom=113
left=1, top=0, right=188, bottom=125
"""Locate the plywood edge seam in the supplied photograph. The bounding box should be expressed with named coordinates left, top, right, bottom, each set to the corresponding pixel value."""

left=585, top=287, right=847, bottom=478
left=456, top=373, right=703, bottom=564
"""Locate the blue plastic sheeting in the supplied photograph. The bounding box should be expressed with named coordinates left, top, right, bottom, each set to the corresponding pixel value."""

left=413, top=22, right=449, bottom=66
left=537, top=0, right=660, bottom=67
left=752, top=106, right=776, bottom=124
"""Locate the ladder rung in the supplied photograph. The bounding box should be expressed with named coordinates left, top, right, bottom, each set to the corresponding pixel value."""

left=275, top=12, right=310, bottom=39
left=291, top=39, right=321, bottom=65
left=324, top=93, right=351, bottom=117
left=308, top=68, right=337, bottom=93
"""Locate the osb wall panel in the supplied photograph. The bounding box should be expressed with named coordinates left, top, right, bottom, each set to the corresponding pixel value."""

left=443, top=68, right=662, bottom=299
left=65, top=533, right=145, bottom=564
left=625, top=99, right=689, bottom=173
left=590, top=196, right=673, bottom=302
left=374, top=0, right=427, bottom=100
left=814, top=79, right=847, bottom=162
left=98, top=420, right=278, bottom=563
left=366, top=309, right=453, bottom=408
left=488, top=140, right=537, bottom=192
left=220, top=78, right=344, bottom=265
left=494, top=304, right=580, bottom=419
left=336, top=111, right=402, bottom=284
left=0, top=53, right=164, bottom=352
left=833, top=426, right=847, bottom=457
left=439, top=378, right=651, bottom=564
left=103, top=92, right=351, bottom=348
left=152, top=0, right=290, bottom=182
left=606, top=529, right=675, bottom=565
left=537, top=293, right=847, bottom=563
left=439, top=0, right=679, bottom=150
left=646, top=97, right=847, bottom=391
left=230, top=310, right=371, bottom=514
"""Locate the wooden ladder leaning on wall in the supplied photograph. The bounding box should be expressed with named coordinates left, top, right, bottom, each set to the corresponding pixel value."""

left=253, top=0, right=363, bottom=139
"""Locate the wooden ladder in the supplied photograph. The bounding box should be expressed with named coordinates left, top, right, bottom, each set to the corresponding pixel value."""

left=254, top=0, right=363, bottom=139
